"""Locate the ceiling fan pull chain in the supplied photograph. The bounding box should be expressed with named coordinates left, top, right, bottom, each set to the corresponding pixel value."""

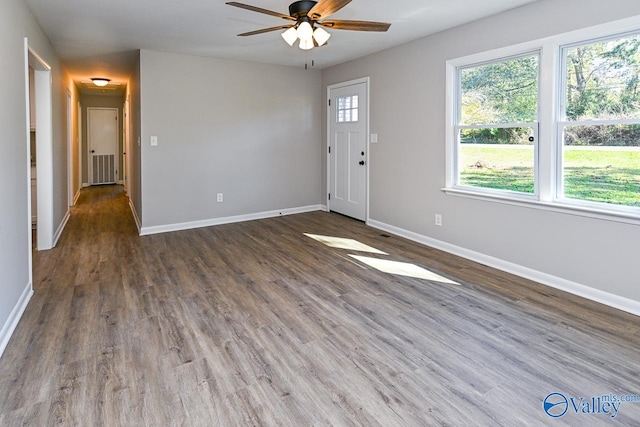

left=304, top=59, right=315, bottom=70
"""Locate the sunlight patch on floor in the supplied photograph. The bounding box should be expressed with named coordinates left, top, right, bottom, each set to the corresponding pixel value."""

left=304, top=233, right=388, bottom=255
left=349, top=255, right=460, bottom=285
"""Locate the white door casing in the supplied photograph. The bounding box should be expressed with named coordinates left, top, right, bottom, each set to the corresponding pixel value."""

left=67, top=90, right=73, bottom=206
left=28, top=44, right=55, bottom=251
left=328, top=79, right=369, bottom=221
left=124, top=97, right=131, bottom=195
left=88, top=108, right=118, bottom=185
left=78, top=102, right=82, bottom=189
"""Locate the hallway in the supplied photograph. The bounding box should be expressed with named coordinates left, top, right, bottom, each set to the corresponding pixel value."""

left=32, top=186, right=139, bottom=291
left=1, top=185, right=640, bottom=425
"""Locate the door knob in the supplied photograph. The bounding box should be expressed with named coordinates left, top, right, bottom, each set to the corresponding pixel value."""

left=91, top=150, right=95, bottom=153
left=359, top=160, right=365, bottom=166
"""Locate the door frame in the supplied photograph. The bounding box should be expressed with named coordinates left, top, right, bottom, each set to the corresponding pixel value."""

left=87, top=107, right=119, bottom=185
left=26, top=41, right=55, bottom=252
left=67, top=89, right=74, bottom=206
left=78, top=101, right=83, bottom=190
left=123, top=97, right=130, bottom=194
left=326, top=77, right=371, bottom=223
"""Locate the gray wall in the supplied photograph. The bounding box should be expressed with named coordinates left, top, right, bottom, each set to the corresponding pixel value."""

left=139, top=50, right=322, bottom=228
left=0, top=0, right=73, bottom=355
left=322, top=0, right=640, bottom=304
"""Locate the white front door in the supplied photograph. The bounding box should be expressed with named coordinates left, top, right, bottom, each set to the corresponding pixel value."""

left=88, top=107, right=118, bottom=185
left=328, top=80, right=368, bottom=221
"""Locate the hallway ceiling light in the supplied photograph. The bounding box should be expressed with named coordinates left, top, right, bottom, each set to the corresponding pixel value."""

left=91, top=78, right=111, bottom=87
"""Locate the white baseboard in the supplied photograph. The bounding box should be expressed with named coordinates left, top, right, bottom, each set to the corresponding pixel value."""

left=367, top=219, right=640, bottom=317
left=140, top=204, right=324, bottom=236
left=129, top=199, right=142, bottom=235
left=82, top=182, right=90, bottom=188
left=73, top=189, right=81, bottom=206
left=52, top=210, right=70, bottom=247
left=0, top=282, right=33, bottom=360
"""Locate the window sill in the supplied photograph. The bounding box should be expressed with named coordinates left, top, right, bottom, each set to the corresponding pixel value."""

left=442, top=187, right=640, bottom=226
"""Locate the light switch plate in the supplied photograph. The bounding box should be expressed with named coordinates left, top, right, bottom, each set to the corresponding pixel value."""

left=371, top=133, right=378, bottom=143
left=150, top=136, right=158, bottom=146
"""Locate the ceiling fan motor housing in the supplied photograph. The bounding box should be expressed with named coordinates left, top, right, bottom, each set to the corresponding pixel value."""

left=289, top=1, right=317, bottom=19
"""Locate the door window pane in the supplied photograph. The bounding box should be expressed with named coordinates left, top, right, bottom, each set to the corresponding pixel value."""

left=337, top=95, right=359, bottom=123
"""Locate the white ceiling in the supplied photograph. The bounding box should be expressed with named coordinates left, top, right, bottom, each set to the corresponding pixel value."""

left=24, top=0, right=539, bottom=88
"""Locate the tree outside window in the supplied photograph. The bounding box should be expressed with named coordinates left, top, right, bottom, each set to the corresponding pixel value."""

left=560, top=34, right=640, bottom=207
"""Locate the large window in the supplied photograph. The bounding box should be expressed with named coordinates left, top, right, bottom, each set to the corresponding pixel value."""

left=559, top=34, right=640, bottom=208
left=447, top=22, right=640, bottom=221
left=456, top=54, right=539, bottom=195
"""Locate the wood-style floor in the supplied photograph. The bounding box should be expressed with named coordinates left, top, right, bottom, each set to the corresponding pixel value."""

left=1, top=185, right=639, bottom=426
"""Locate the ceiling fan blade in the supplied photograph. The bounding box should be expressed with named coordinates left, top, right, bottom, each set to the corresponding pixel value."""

left=237, top=25, right=294, bottom=37
left=226, top=2, right=296, bottom=21
left=320, top=20, right=391, bottom=32
left=307, top=0, right=352, bottom=20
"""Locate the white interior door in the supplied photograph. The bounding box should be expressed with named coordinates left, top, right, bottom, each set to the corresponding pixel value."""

left=328, top=80, right=368, bottom=221
left=88, top=107, right=118, bottom=185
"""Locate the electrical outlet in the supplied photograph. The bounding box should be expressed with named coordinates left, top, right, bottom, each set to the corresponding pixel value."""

left=217, top=193, right=223, bottom=203
left=435, top=213, right=442, bottom=226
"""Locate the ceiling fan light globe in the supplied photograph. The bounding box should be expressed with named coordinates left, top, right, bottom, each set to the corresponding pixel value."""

left=281, top=27, right=298, bottom=46
left=296, top=21, right=313, bottom=40
left=313, top=27, right=331, bottom=46
left=299, top=38, right=314, bottom=50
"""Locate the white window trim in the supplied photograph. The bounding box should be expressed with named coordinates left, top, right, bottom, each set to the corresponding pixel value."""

left=445, top=14, right=640, bottom=225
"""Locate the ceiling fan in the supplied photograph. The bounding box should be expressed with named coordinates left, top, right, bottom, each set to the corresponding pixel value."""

left=226, top=0, right=391, bottom=50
